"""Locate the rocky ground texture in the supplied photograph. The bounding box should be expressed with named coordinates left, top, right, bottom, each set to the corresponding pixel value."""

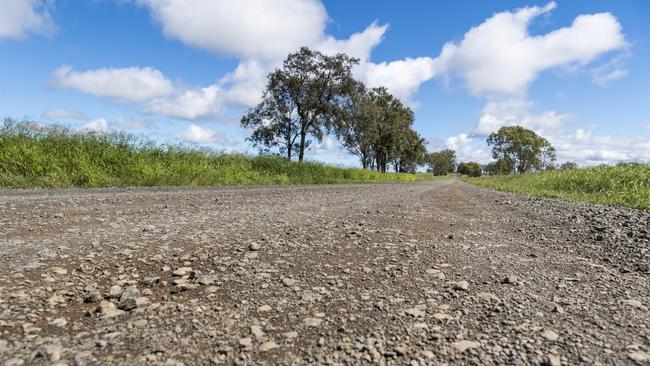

left=0, top=178, right=648, bottom=365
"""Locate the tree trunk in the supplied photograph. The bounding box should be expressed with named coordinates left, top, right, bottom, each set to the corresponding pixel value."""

left=298, top=129, right=306, bottom=162
left=361, top=151, right=369, bottom=169
left=286, top=125, right=292, bottom=160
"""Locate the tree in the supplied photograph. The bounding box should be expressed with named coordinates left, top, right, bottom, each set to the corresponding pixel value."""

left=484, top=159, right=513, bottom=175
left=392, top=128, right=426, bottom=173
left=496, top=158, right=515, bottom=175
left=336, top=86, right=423, bottom=172
left=484, top=162, right=498, bottom=176
left=427, top=149, right=456, bottom=176
left=337, top=87, right=414, bottom=172
left=540, top=144, right=557, bottom=170
left=560, top=161, right=578, bottom=170
left=241, top=47, right=358, bottom=161
left=487, top=126, right=555, bottom=174
left=240, top=84, right=298, bottom=159
left=335, top=82, right=374, bottom=168
left=369, top=88, right=416, bottom=173
left=457, top=161, right=482, bottom=177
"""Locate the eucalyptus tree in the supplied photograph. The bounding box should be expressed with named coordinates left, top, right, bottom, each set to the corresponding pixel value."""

left=336, top=86, right=422, bottom=172
left=334, top=82, right=375, bottom=168
left=392, top=128, right=427, bottom=173
left=457, top=161, right=482, bottom=177
left=426, top=149, right=456, bottom=176
left=487, top=125, right=556, bottom=174
left=364, top=87, right=415, bottom=172
left=241, top=47, right=358, bottom=161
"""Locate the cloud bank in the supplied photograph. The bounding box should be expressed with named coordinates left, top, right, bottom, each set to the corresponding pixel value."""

left=433, top=2, right=626, bottom=97
left=53, top=66, right=174, bottom=102
left=0, top=0, right=55, bottom=40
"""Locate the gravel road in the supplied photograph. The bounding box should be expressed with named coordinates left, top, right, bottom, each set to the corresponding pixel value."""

left=0, top=178, right=648, bottom=365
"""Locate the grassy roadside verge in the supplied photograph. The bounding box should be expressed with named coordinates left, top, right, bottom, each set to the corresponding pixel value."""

left=463, top=164, right=650, bottom=209
left=0, top=122, right=435, bottom=189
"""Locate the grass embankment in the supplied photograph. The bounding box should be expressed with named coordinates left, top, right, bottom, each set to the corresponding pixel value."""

left=464, top=164, right=650, bottom=209
left=0, top=122, right=434, bottom=189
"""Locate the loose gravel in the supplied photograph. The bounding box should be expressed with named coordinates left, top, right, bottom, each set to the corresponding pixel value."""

left=0, top=179, right=648, bottom=365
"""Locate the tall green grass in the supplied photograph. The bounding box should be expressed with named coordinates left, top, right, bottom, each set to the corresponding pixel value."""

left=464, top=164, right=650, bottom=209
left=0, top=120, right=433, bottom=189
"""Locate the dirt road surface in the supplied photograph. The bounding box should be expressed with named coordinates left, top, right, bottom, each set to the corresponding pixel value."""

left=0, top=179, right=648, bottom=365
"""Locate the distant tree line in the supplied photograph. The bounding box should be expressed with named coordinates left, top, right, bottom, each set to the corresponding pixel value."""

left=242, top=47, right=576, bottom=176
left=429, top=126, right=574, bottom=177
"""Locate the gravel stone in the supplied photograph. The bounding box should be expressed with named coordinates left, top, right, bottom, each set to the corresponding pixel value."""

left=172, top=267, right=192, bottom=277
left=49, top=318, right=67, bottom=327
left=449, top=280, right=469, bottom=291
left=541, top=329, right=559, bottom=341
left=451, top=340, right=480, bottom=352
left=260, top=341, right=278, bottom=352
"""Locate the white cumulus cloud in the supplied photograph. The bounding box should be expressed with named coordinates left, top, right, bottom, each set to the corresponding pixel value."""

left=473, top=98, right=575, bottom=137
left=317, top=22, right=388, bottom=62
left=432, top=1, right=627, bottom=97
left=43, top=109, right=87, bottom=120
left=81, top=118, right=109, bottom=133
left=134, top=0, right=433, bottom=110
left=550, top=128, right=650, bottom=165
left=137, top=0, right=328, bottom=61
left=218, top=60, right=268, bottom=108
left=144, top=85, right=222, bottom=120
left=178, top=123, right=233, bottom=145
left=140, top=0, right=627, bottom=117
left=0, top=0, right=55, bottom=40
left=446, top=133, right=491, bottom=163
left=115, top=117, right=153, bottom=129
left=591, top=53, right=630, bottom=86
left=357, top=57, right=437, bottom=105
left=53, top=66, right=174, bottom=102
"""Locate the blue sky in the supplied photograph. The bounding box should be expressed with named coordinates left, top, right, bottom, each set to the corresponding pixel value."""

left=1, top=0, right=649, bottom=166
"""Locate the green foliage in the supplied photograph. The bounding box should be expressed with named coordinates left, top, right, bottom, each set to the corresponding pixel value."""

left=0, top=120, right=435, bottom=189
left=559, top=161, right=578, bottom=170
left=484, top=158, right=515, bottom=175
left=243, top=48, right=425, bottom=172
left=487, top=126, right=556, bottom=173
left=335, top=85, right=423, bottom=172
left=367, top=87, right=417, bottom=172
left=391, top=127, right=427, bottom=173
left=335, top=82, right=375, bottom=168
left=464, top=164, right=650, bottom=209
left=457, top=161, right=482, bottom=177
left=241, top=47, right=359, bottom=161
left=426, top=149, right=456, bottom=176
